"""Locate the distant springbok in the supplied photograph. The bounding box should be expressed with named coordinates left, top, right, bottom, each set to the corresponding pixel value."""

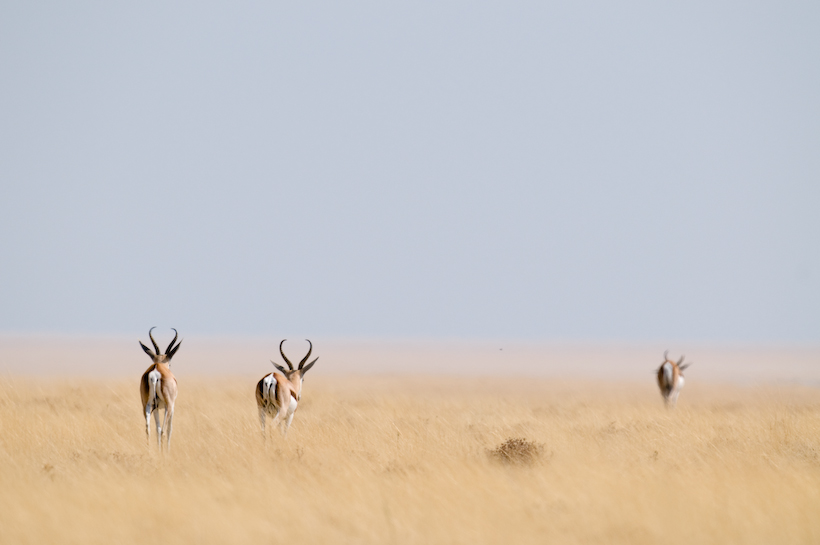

left=256, top=339, right=318, bottom=439
left=139, top=327, right=181, bottom=451
left=656, top=350, right=691, bottom=408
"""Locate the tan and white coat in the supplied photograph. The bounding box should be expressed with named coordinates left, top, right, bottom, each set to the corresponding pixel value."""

left=256, top=339, right=318, bottom=439
left=139, top=328, right=182, bottom=451
left=656, top=350, right=690, bottom=408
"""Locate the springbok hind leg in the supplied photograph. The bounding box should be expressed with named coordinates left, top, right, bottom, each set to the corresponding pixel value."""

left=282, top=398, right=297, bottom=438
left=284, top=395, right=299, bottom=438
left=258, top=406, right=267, bottom=441
left=669, top=389, right=681, bottom=409
left=144, top=407, right=152, bottom=446
left=153, top=407, right=162, bottom=449
left=282, top=412, right=295, bottom=438
left=270, top=404, right=289, bottom=438
left=163, top=404, right=175, bottom=453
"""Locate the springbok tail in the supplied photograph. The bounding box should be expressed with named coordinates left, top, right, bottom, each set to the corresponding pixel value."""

left=662, top=363, right=673, bottom=391
left=148, top=373, right=159, bottom=408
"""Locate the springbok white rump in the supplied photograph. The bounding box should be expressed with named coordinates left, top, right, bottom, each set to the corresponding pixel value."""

left=255, top=339, right=318, bottom=439
left=656, top=350, right=691, bottom=408
left=139, top=327, right=181, bottom=451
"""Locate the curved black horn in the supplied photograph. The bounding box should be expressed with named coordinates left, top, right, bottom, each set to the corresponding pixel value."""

left=165, top=328, right=179, bottom=355
left=677, top=354, right=685, bottom=365
left=279, top=339, right=294, bottom=370
left=148, top=327, right=160, bottom=355
left=298, top=339, right=313, bottom=369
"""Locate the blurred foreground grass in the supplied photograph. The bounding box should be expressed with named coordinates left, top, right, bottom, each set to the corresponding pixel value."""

left=1, top=376, right=819, bottom=544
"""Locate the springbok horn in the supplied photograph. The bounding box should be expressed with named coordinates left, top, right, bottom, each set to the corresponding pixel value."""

left=148, top=327, right=160, bottom=355
left=663, top=350, right=669, bottom=362
left=165, top=328, right=179, bottom=355
left=279, top=339, right=294, bottom=370
left=298, top=339, right=313, bottom=369
left=677, top=354, right=685, bottom=365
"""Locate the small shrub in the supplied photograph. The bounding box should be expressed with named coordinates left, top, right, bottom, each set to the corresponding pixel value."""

left=489, top=437, right=542, bottom=465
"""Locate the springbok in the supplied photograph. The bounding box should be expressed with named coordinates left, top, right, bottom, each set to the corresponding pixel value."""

left=656, top=350, right=691, bottom=408
left=139, top=327, right=181, bottom=451
left=256, top=339, right=318, bottom=439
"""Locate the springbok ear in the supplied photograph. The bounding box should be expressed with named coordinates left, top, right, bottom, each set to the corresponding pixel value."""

left=167, top=340, right=182, bottom=360
left=301, top=357, right=319, bottom=375
left=679, top=363, right=691, bottom=372
left=271, top=360, right=288, bottom=374
left=139, top=341, right=156, bottom=358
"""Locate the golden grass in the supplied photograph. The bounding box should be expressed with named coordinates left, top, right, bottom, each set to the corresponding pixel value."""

left=1, top=375, right=819, bottom=544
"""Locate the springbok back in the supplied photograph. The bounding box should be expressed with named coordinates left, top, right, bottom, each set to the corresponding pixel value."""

left=139, top=327, right=182, bottom=451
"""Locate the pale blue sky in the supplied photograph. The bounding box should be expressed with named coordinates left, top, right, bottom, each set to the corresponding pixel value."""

left=1, top=1, right=818, bottom=341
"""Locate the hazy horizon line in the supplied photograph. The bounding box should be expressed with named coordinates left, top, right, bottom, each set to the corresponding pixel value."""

left=1, top=330, right=818, bottom=349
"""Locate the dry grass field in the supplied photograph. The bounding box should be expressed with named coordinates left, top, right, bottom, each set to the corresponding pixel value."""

left=1, top=374, right=819, bottom=544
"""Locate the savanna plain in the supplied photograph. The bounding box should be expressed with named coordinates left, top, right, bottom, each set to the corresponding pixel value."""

left=1, top=341, right=819, bottom=544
